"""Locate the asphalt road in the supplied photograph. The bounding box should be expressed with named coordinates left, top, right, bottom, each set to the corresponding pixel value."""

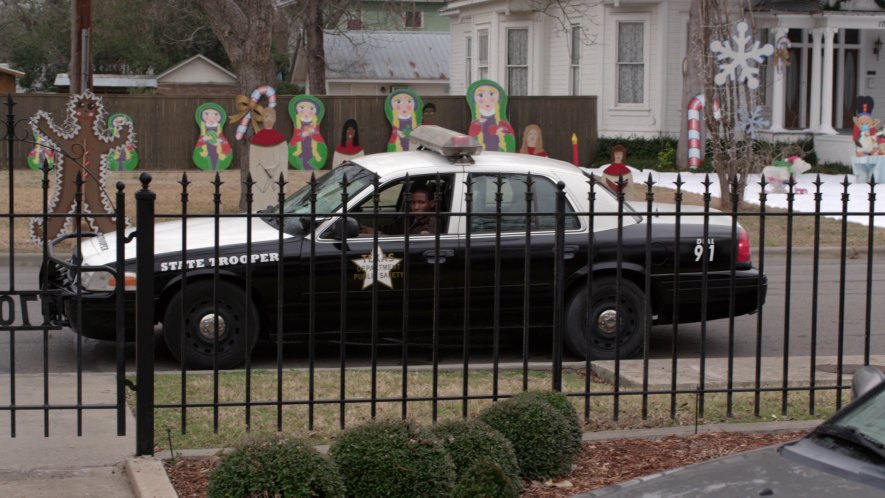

left=1, top=252, right=883, bottom=374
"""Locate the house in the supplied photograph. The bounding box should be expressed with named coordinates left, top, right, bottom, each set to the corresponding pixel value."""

left=442, top=0, right=885, bottom=164
left=0, top=64, right=26, bottom=93
left=54, top=55, right=238, bottom=95
left=154, top=54, right=238, bottom=95
left=292, top=30, right=451, bottom=95
left=338, top=0, right=450, bottom=31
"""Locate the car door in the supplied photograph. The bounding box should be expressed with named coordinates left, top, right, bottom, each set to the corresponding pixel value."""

left=451, top=171, right=583, bottom=341
left=307, top=174, right=462, bottom=346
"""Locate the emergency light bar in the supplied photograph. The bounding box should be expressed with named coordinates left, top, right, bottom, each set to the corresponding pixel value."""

left=410, top=125, right=482, bottom=160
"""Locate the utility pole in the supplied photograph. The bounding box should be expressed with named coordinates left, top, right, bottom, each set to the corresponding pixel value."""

left=70, top=0, right=93, bottom=94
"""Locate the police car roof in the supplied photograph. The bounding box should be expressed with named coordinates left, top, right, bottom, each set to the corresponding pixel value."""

left=351, top=149, right=583, bottom=178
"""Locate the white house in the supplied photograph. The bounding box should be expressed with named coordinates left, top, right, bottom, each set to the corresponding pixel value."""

left=442, top=0, right=885, bottom=164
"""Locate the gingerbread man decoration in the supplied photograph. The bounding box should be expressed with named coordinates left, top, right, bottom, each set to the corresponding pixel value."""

left=29, top=91, right=134, bottom=243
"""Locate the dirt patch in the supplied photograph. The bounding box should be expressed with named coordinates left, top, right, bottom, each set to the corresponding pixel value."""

left=164, top=430, right=807, bottom=497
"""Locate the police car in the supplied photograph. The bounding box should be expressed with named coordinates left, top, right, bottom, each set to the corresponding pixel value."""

left=44, top=126, right=765, bottom=370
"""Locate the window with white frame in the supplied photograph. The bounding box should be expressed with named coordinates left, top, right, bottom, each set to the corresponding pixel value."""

left=478, top=29, right=489, bottom=80
left=570, top=24, right=581, bottom=95
left=617, top=21, right=645, bottom=104
left=404, top=11, right=423, bottom=29
left=466, top=35, right=473, bottom=86
left=507, top=28, right=529, bottom=96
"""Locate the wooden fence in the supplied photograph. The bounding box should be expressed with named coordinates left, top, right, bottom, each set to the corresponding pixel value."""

left=2, top=93, right=597, bottom=170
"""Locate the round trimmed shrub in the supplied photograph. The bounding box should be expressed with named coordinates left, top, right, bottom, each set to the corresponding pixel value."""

left=431, top=419, right=521, bottom=493
left=452, top=458, right=520, bottom=498
left=512, top=391, right=583, bottom=458
left=330, top=419, right=456, bottom=497
left=479, top=394, right=579, bottom=480
left=207, top=436, right=344, bottom=498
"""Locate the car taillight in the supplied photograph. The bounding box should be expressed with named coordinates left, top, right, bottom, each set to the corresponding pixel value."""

left=737, top=227, right=751, bottom=264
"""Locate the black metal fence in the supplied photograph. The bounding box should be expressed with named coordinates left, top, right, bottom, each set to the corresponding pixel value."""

left=2, top=96, right=883, bottom=457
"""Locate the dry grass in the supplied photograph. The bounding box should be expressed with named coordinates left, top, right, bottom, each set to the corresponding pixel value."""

left=144, top=368, right=846, bottom=451
left=0, top=170, right=317, bottom=252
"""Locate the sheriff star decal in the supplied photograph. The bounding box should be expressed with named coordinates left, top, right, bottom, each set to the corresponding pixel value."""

left=352, top=249, right=403, bottom=289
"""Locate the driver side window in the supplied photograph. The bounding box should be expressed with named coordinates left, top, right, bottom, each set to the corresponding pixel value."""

left=352, top=175, right=454, bottom=236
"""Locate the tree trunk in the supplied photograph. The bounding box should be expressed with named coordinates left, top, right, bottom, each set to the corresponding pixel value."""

left=69, top=0, right=93, bottom=94
left=305, top=0, right=327, bottom=95
left=195, top=0, right=277, bottom=210
left=677, top=0, right=704, bottom=170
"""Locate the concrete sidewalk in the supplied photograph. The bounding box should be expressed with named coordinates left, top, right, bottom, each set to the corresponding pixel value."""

left=589, top=354, right=885, bottom=389
left=0, top=373, right=173, bottom=497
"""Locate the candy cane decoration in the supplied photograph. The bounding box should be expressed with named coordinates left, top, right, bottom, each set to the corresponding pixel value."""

left=235, top=85, right=278, bottom=140
left=687, top=93, right=721, bottom=169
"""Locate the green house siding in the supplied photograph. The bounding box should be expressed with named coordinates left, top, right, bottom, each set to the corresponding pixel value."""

left=342, top=1, right=449, bottom=32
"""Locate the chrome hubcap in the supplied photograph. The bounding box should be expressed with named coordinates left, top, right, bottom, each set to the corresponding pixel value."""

left=597, top=309, right=618, bottom=335
left=198, top=314, right=226, bottom=341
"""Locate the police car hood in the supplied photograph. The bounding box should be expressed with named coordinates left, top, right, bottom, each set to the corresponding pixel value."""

left=628, top=201, right=734, bottom=227
left=81, top=216, right=290, bottom=266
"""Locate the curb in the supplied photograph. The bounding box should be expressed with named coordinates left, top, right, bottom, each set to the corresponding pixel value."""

left=144, top=420, right=821, bottom=496
left=125, top=456, right=177, bottom=498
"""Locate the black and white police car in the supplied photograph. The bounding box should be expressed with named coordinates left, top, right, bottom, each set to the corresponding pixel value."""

left=44, top=126, right=765, bottom=370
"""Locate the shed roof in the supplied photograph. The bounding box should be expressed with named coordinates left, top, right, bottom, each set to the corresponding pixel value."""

left=54, top=73, right=158, bottom=88
left=0, top=64, right=25, bottom=77
left=322, top=31, right=450, bottom=82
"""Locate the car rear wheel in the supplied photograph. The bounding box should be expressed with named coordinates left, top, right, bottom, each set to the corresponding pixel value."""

left=565, top=277, right=646, bottom=360
left=163, top=280, right=259, bottom=370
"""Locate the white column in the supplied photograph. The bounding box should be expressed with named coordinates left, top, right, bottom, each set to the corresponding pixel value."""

left=807, top=28, right=823, bottom=132
left=769, top=27, right=789, bottom=132
left=818, top=27, right=838, bottom=135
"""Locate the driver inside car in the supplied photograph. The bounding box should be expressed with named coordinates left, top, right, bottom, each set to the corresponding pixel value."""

left=360, top=185, right=438, bottom=236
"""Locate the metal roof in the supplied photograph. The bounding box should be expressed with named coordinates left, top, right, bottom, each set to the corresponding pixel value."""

left=323, top=30, right=450, bottom=82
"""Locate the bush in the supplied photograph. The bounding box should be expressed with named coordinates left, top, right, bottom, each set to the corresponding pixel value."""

left=512, top=391, right=583, bottom=458
left=431, top=419, right=521, bottom=493
left=207, top=436, right=344, bottom=498
left=452, top=458, right=520, bottom=498
left=479, top=393, right=580, bottom=480
left=330, top=419, right=456, bottom=498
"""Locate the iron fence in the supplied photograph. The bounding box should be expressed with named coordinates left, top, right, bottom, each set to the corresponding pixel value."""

left=2, top=95, right=883, bottom=457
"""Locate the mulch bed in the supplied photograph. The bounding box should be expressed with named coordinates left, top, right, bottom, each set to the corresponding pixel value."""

left=164, top=430, right=807, bottom=497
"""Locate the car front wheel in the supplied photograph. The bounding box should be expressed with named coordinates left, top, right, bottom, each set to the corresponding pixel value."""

left=565, top=277, right=646, bottom=360
left=163, top=280, right=259, bottom=370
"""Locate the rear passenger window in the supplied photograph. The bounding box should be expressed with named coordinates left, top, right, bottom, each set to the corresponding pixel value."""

left=471, top=174, right=580, bottom=233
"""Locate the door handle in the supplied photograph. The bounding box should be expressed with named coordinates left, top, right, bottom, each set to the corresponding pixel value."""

left=562, top=245, right=579, bottom=260
left=423, top=249, right=454, bottom=264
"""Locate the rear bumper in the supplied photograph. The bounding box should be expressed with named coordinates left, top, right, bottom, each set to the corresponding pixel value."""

left=654, top=269, right=767, bottom=324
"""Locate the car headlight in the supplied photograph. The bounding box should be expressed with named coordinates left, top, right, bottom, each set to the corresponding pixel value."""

left=81, top=270, right=137, bottom=292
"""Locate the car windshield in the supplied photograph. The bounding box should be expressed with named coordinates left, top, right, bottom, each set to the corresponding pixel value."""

left=280, top=162, right=375, bottom=216
left=827, top=383, right=885, bottom=453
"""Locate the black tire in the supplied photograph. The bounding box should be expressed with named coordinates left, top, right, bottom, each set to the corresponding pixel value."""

left=565, top=277, right=646, bottom=360
left=163, top=280, right=259, bottom=370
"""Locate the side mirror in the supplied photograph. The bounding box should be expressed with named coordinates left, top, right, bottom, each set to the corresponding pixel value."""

left=328, top=217, right=360, bottom=240
left=851, top=366, right=885, bottom=400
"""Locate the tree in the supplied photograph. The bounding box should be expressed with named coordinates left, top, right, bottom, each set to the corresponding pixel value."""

left=680, top=0, right=782, bottom=209
left=0, top=0, right=229, bottom=91
left=194, top=0, right=278, bottom=210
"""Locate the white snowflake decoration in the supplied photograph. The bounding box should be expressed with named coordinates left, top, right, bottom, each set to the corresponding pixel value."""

left=710, top=20, right=774, bottom=90
left=737, top=106, right=770, bottom=139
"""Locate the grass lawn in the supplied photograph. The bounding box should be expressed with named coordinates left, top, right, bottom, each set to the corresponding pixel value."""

left=139, top=368, right=848, bottom=450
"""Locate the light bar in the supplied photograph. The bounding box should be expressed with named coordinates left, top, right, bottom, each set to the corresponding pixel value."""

left=410, top=125, right=482, bottom=158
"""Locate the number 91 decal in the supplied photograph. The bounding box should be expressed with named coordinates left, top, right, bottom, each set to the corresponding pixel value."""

left=694, top=238, right=715, bottom=262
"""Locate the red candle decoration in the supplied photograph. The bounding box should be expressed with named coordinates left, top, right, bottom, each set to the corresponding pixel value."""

left=571, top=133, right=579, bottom=166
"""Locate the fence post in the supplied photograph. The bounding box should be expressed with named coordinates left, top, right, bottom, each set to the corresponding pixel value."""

left=135, top=172, right=155, bottom=456
left=552, top=181, right=566, bottom=391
